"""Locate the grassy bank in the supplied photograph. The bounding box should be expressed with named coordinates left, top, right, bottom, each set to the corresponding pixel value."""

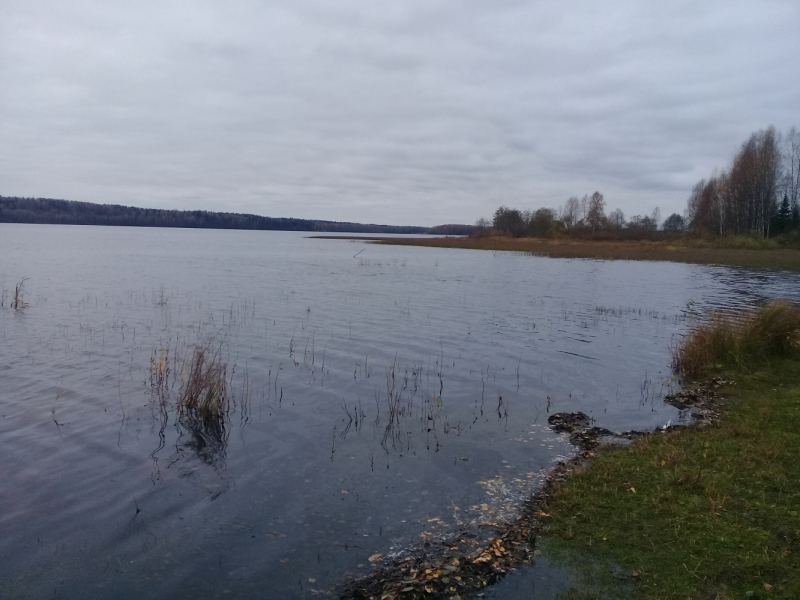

left=540, top=301, right=800, bottom=599
left=344, top=236, right=800, bottom=272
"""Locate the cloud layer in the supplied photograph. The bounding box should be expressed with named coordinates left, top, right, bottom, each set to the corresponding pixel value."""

left=2, top=1, right=798, bottom=226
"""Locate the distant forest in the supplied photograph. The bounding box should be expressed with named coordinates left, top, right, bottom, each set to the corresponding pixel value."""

left=0, top=196, right=473, bottom=235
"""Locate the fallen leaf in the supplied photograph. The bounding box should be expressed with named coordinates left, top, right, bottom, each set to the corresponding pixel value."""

left=308, top=578, right=316, bottom=583
left=481, top=503, right=489, bottom=511
left=341, top=490, right=349, bottom=494
left=368, top=553, right=383, bottom=562
left=764, top=583, right=773, bottom=591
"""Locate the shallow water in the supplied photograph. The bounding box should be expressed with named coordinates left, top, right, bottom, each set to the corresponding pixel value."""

left=1, top=224, right=798, bottom=598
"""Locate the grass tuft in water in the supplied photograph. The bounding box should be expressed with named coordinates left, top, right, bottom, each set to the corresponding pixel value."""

left=178, top=342, right=227, bottom=418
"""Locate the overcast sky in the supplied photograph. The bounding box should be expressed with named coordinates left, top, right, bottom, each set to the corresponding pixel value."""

left=2, top=1, right=798, bottom=227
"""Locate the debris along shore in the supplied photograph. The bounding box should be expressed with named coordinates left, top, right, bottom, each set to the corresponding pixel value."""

left=338, top=380, right=729, bottom=600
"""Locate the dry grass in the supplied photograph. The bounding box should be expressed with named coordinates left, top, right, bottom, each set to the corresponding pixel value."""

left=178, top=342, right=227, bottom=418
left=674, top=300, right=800, bottom=377
left=11, top=277, right=28, bottom=309
left=324, top=235, right=800, bottom=272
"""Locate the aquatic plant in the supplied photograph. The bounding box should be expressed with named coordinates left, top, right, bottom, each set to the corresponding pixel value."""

left=11, top=277, right=28, bottom=309
left=178, top=342, right=228, bottom=418
left=673, top=299, right=800, bottom=376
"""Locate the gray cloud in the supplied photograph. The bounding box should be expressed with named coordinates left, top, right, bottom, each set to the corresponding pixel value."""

left=2, top=0, right=798, bottom=226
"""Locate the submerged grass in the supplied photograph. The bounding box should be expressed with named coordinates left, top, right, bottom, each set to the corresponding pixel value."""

left=539, top=302, right=800, bottom=599
left=333, top=236, right=800, bottom=272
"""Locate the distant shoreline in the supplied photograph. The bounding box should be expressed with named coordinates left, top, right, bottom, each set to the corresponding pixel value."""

left=319, top=235, right=800, bottom=272
left=0, top=195, right=472, bottom=236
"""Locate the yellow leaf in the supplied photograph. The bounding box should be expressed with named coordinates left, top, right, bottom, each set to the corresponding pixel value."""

left=368, top=553, right=383, bottom=562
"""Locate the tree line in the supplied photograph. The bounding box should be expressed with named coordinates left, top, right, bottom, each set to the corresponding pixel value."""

left=0, top=196, right=434, bottom=235
left=479, top=193, right=683, bottom=240
left=687, top=126, right=800, bottom=237
left=477, top=125, right=799, bottom=241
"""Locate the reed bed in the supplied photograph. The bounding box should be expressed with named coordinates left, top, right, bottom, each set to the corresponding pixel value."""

left=178, top=343, right=227, bottom=418
left=343, top=235, right=800, bottom=272
left=674, top=300, right=800, bottom=377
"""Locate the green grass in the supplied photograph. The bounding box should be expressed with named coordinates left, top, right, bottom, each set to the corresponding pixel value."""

left=540, top=302, right=800, bottom=599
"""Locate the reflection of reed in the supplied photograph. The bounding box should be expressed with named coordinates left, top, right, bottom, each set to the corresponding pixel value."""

left=177, top=412, right=229, bottom=469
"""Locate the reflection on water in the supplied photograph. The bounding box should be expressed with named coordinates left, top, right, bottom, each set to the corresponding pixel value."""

left=177, top=412, right=229, bottom=470
left=1, top=224, right=799, bottom=599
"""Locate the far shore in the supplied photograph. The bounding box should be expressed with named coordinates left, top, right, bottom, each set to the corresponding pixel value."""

left=311, top=235, right=800, bottom=272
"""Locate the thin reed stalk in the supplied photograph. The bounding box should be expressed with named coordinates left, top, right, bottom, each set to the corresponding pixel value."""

left=11, top=277, right=28, bottom=309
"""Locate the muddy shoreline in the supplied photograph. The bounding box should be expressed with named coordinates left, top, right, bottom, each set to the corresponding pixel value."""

left=337, top=379, right=733, bottom=599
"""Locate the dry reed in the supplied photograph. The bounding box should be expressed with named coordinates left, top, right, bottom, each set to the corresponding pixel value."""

left=178, top=343, right=227, bottom=418
left=11, top=277, right=28, bottom=309
left=673, top=300, right=800, bottom=377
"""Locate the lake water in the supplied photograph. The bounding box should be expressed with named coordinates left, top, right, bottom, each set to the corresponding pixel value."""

left=1, top=224, right=798, bottom=599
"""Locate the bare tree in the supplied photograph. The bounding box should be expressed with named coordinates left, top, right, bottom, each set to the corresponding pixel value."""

left=586, top=191, right=606, bottom=233
left=783, top=127, right=800, bottom=215
left=651, top=206, right=661, bottom=229
left=473, top=217, right=491, bottom=236
left=561, top=196, right=580, bottom=230
left=607, top=208, right=625, bottom=228
left=688, top=126, right=783, bottom=237
left=580, top=194, right=590, bottom=224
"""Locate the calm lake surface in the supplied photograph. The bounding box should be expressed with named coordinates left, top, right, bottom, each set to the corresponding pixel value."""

left=2, top=224, right=799, bottom=599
